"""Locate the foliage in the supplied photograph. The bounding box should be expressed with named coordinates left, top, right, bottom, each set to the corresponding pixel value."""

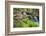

left=13, top=8, right=39, bottom=28
left=13, top=8, right=32, bottom=14
left=13, top=16, right=39, bottom=28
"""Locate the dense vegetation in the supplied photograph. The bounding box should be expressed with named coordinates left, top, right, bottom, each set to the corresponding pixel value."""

left=13, top=8, right=39, bottom=28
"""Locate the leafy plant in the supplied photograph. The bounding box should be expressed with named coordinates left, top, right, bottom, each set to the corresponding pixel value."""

left=13, top=8, right=39, bottom=28
left=13, top=16, right=39, bottom=28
